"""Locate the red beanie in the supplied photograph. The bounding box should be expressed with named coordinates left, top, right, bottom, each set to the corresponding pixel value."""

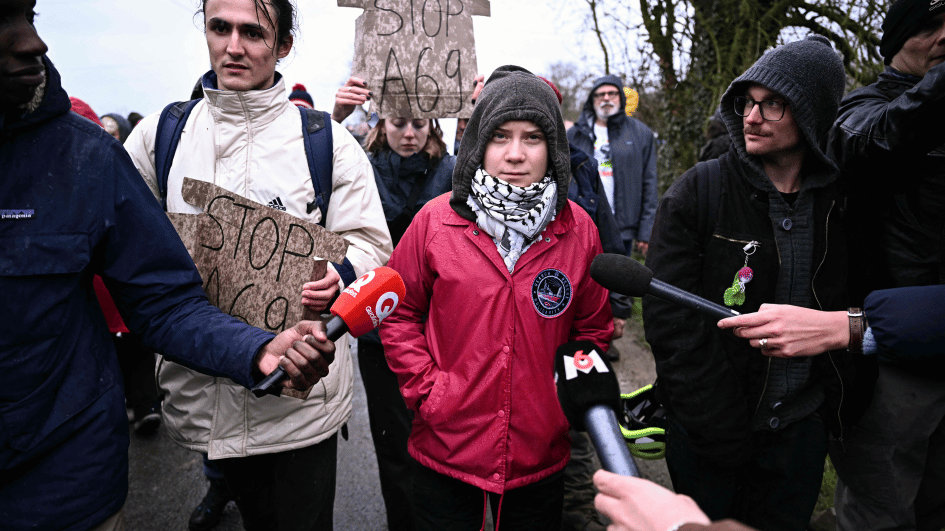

left=537, top=76, right=563, bottom=106
left=69, top=97, right=103, bottom=127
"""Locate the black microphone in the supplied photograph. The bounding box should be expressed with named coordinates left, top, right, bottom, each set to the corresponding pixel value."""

left=590, top=253, right=740, bottom=321
left=253, top=266, right=406, bottom=397
left=555, top=341, right=640, bottom=477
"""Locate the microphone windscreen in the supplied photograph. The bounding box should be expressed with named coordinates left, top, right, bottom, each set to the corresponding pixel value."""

left=330, top=266, right=406, bottom=337
left=555, top=341, right=622, bottom=431
left=589, top=254, right=653, bottom=297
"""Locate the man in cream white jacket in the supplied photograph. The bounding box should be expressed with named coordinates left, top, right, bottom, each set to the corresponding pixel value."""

left=124, top=0, right=392, bottom=529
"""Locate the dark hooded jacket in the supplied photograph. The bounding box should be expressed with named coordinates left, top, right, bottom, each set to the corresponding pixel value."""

left=642, top=36, right=855, bottom=467
left=0, top=58, right=273, bottom=531
left=567, top=75, right=659, bottom=248
left=828, top=64, right=945, bottom=310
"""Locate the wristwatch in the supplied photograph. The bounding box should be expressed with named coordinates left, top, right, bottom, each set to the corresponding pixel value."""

left=848, top=308, right=865, bottom=354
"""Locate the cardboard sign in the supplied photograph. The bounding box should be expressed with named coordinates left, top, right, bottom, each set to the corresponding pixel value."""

left=340, top=0, right=490, bottom=119
left=168, top=178, right=349, bottom=334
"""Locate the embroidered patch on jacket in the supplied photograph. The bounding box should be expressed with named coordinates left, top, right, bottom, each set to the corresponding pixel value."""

left=532, top=268, right=573, bottom=318
left=1, top=209, right=35, bottom=220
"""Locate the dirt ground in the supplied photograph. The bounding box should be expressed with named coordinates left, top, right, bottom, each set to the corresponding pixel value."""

left=609, top=317, right=673, bottom=489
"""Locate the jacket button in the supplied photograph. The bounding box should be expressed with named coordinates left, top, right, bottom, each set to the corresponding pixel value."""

left=781, top=218, right=793, bottom=230
left=497, top=410, right=505, bottom=418
left=493, top=473, right=501, bottom=481
left=473, top=230, right=479, bottom=236
left=503, top=346, right=510, bottom=353
left=768, top=417, right=780, bottom=429
left=772, top=401, right=782, bottom=411
left=544, top=237, right=551, bottom=242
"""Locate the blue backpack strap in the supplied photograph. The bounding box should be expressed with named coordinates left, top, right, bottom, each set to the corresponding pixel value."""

left=154, top=99, right=201, bottom=210
left=298, top=107, right=354, bottom=285
left=299, top=107, right=334, bottom=226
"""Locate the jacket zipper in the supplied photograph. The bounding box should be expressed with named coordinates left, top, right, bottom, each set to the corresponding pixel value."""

left=710, top=234, right=771, bottom=416
left=711, top=234, right=761, bottom=247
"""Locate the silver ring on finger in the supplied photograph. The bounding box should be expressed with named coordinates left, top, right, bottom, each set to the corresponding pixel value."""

left=759, top=338, right=768, bottom=349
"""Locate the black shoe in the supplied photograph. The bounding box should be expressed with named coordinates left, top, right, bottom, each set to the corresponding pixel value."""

left=189, top=477, right=232, bottom=531
left=606, top=344, right=621, bottom=362
left=132, top=401, right=162, bottom=436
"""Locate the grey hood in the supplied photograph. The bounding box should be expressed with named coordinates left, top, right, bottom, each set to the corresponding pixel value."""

left=719, top=34, right=846, bottom=177
left=450, top=65, right=572, bottom=221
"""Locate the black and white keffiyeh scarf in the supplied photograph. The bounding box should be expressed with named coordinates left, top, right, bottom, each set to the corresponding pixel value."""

left=467, top=167, right=557, bottom=272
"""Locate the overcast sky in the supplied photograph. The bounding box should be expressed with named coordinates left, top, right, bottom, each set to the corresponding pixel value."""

left=39, top=0, right=598, bottom=123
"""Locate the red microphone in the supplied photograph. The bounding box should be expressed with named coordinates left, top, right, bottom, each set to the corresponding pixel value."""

left=252, top=267, right=406, bottom=397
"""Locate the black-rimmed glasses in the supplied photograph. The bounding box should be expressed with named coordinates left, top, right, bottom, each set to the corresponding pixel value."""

left=734, top=96, right=789, bottom=122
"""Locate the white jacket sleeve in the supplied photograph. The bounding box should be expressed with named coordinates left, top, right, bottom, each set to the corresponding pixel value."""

left=324, top=121, right=393, bottom=282
left=123, top=111, right=162, bottom=202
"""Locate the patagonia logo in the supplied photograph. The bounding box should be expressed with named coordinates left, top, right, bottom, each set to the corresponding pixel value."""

left=1, top=209, right=34, bottom=220
left=532, top=268, right=573, bottom=318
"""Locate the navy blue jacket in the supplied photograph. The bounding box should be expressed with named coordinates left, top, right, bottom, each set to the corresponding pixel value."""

left=568, top=75, right=659, bottom=248
left=0, top=58, right=274, bottom=531
left=865, top=286, right=945, bottom=375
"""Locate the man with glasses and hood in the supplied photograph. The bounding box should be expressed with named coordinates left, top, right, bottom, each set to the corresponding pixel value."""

left=641, top=35, right=856, bottom=531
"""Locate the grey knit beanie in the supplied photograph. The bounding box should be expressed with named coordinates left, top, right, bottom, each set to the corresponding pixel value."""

left=450, top=65, right=571, bottom=221
left=720, top=34, right=846, bottom=172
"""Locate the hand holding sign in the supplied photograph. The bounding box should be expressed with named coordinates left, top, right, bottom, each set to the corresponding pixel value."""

left=332, top=76, right=371, bottom=122
left=340, top=0, right=491, bottom=119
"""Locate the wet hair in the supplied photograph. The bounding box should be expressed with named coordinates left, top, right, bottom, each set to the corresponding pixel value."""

left=200, top=0, right=297, bottom=49
left=364, top=119, right=448, bottom=161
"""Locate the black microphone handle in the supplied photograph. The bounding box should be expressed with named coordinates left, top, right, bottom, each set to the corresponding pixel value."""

left=251, top=315, right=349, bottom=397
left=648, top=277, right=741, bottom=321
left=584, top=404, right=640, bottom=477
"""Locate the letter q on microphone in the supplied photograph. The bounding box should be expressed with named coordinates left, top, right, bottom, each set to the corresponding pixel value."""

left=555, top=341, right=640, bottom=477
left=252, top=266, right=406, bottom=397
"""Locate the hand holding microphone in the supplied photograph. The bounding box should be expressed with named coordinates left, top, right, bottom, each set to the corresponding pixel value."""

left=253, top=266, right=406, bottom=397
left=556, top=341, right=640, bottom=477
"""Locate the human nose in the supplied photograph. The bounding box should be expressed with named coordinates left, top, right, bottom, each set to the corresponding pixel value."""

left=745, top=102, right=765, bottom=124
left=506, top=138, right=526, bottom=162
left=402, top=124, right=417, bottom=138
left=226, top=31, right=244, bottom=56
left=13, top=15, right=48, bottom=58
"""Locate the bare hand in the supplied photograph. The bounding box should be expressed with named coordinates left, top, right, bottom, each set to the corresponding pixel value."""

left=301, top=267, right=342, bottom=312
left=255, top=321, right=335, bottom=390
left=471, top=74, right=485, bottom=103
left=594, top=470, right=711, bottom=531
left=332, top=76, right=370, bottom=122
left=613, top=317, right=626, bottom=340
left=636, top=241, right=649, bottom=256
left=717, top=304, right=849, bottom=358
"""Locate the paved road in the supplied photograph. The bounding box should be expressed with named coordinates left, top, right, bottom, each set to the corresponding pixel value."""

left=125, top=323, right=668, bottom=530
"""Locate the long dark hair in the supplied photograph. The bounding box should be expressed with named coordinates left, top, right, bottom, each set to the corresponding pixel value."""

left=200, top=0, right=296, bottom=50
left=364, top=119, right=448, bottom=162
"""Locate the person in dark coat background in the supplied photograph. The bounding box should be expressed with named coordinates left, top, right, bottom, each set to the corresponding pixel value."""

left=0, top=3, right=333, bottom=529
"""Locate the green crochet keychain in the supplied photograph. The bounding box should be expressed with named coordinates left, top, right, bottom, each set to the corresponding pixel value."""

left=723, top=241, right=759, bottom=307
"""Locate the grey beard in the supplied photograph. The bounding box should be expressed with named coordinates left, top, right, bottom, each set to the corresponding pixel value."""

left=18, top=74, right=46, bottom=114
left=595, top=105, right=618, bottom=122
